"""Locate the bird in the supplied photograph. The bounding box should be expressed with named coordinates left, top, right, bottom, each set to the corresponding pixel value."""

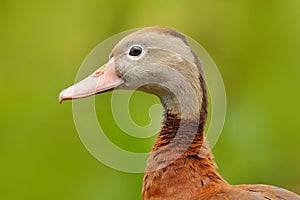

left=59, top=26, right=300, bottom=200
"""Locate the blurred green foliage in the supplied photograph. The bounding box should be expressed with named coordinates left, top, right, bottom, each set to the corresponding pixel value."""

left=0, top=0, right=300, bottom=199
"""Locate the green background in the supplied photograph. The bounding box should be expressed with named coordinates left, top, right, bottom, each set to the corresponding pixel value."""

left=1, top=0, right=299, bottom=199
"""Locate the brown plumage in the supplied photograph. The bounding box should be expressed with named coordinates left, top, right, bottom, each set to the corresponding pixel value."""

left=59, top=26, right=300, bottom=200
left=142, top=112, right=299, bottom=200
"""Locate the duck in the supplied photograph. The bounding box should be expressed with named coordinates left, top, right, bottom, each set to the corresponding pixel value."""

left=59, top=26, right=300, bottom=200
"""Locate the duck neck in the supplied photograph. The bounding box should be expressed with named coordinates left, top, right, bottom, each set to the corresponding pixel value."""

left=142, top=78, right=226, bottom=199
left=145, top=110, right=212, bottom=172
left=155, top=109, right=206, bottom=156
left=147, top=74, right=210, bottom=168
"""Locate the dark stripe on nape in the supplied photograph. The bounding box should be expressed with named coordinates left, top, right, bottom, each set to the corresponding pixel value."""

left=191, top=48, right=208, bottom=125
left=190, top=48, right=208, bottom=115
left=163, top=29, right=189, bottom=46
left=163, top=29, right=206, bottom=83
left=167, top=29, right=208, bottom=117
left=149, top=26, right=208, bottom=120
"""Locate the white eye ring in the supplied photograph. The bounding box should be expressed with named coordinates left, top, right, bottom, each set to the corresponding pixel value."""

left=127, top=45, right=145, bottom=60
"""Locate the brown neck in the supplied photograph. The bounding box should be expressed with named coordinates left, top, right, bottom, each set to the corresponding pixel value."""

left=149, top=111, right=207, bottom=165
left=142, top=110, right=226, bottom=200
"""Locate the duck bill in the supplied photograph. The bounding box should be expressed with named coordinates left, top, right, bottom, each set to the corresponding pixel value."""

left=59, top=59, right=124, bottom=103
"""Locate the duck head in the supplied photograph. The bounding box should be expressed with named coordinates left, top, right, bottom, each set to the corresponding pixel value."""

left=59, top=26, right=206, bottom=117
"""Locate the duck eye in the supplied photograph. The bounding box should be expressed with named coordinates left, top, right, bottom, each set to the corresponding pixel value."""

left=129, top=46, right=143, bottom=56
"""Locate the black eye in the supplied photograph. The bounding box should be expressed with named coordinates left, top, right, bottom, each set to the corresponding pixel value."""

left=129, top=46, right=143, bottom=56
